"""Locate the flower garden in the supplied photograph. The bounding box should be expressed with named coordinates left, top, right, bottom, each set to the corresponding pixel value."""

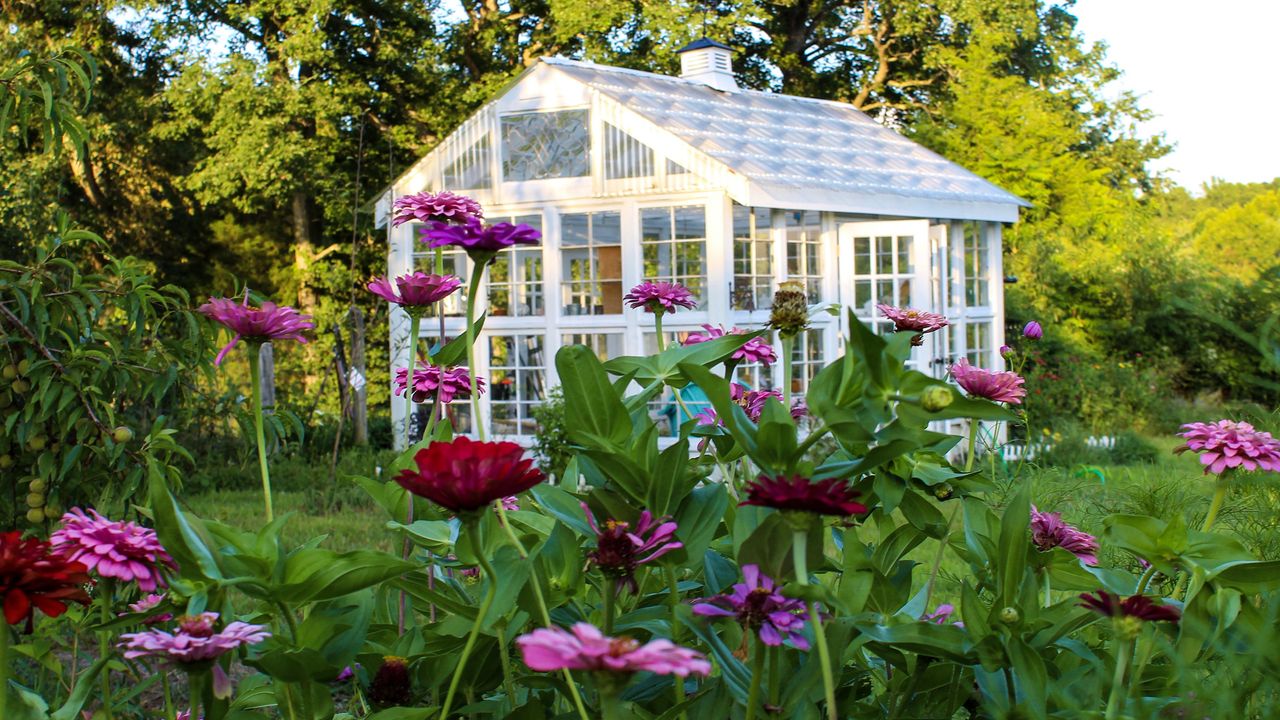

left=2, top=190, right=1279, bottom=720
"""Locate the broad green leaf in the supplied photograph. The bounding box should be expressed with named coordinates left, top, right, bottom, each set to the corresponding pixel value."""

left=280, top=549, right=417, bottom=602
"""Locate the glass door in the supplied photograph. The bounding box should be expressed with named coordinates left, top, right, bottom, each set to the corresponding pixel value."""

left=837, top=220, right=933, bottom=372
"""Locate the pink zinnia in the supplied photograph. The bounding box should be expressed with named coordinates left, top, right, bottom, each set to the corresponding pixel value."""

left=393, top=363, right=484, bottom=404
left=126, top=593, right=173, bottom=624
left=119, top=612, right=271, bottom=697
left=683, top=325, right=777, bottom=366
left=198, top=293, right=314, bottom=366
left=51, top=508, right=176, bottom=592
left=422, top=218, right=540, bottom=256
left=391, top=191, right=483, bottom=227
left=692, top=564, right=810, bottom=649
left=877, top=304, right=948, bottom=346
left=367, top=273, right=461, bottom=314
left=624, top=281, right=696, bottom=314
left=923, top=604, right=964, bottom=628
left=517, top=623, right=710, bottom=678
left=1030, top=505, right=1099, bottom=565
left=1175, top=420, right=1280, bottom=475
left=949, top=359, right=1026, bottom=404
left=583, top=504, right=682, bottom=592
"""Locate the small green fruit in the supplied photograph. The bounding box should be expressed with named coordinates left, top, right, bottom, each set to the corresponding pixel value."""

left=920, top=386, right=954, bottom=412
left=25, top=508, right=45, bottom=523
left=0, top=454, right=12, bottom=469
left=16, top=359, right=30, bottom=376
left=26, top=493, right=45, bottom=508
left=27, top=435, right=46, bottom=451
left=1, top=364, right=16, bottom=381
left=29, top=478, right=46, bottom=493
left=933, top=483, right=954, bottom=500
left=112, top=426, right=134, bottom=443
left=999, top=607, right=1021, bottom=624
left=10, top=379, right=29, bottom=394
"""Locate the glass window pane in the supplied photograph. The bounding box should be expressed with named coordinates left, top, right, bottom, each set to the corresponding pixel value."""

left=501, top=110, right=590, bottom=181
left=604, top=123, right=655, bottom=179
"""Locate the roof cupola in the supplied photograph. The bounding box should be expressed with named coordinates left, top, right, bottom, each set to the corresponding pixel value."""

left=675, top=38, right=738, bottom=92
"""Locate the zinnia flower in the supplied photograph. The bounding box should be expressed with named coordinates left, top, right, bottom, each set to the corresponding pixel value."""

left=393, top=437, right=544, bottom=516
left=769, top=280, right=809, bottom=339
left=0, top=531, right=91, bottom=630
left=367, top=273, right=461, bottom=314
left=517, top=623, right=710, bottom=678
left=393, top=363, right=484, bottom=404
left=1175, top=420, right=1280, bottom=475
left=683, top=325, right=777, bottom=366
left=1023, top=321, right=1043, bottom=340
left=126, top=593, right=173, bottom=624
left=923, top=604, right=964, bottom=627
left=198, top=293, right=314, bottom=366
left=877, top=304, right=948, bottom=346
left=692, top=564, right=810, bottom=649
left=583, top=504, right=682, bottom=592
left=1078, top=591, right=1180, bottom=624
left=391, top=191, right=483, bottom=227
left=119, top=612, right=270, bottom=697
left=1030, top=506, right=1099, bottom=565
left=624, top=281, right=696, bottom=314
left=367, top=656, right=412, bottom=707
left=949, top=359, right=1026, bottom=404
left=51, top=508, right=176, bottom=592
left=422, top=218, right=540, bottom=258
left=740, top=475, right=868, bottom=517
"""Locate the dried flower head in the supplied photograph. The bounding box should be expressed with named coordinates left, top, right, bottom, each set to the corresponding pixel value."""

left=517, top=623, right=710, bottom=678
left=1175, top=420, right=1280, bottom=475
left=949, top=359, right=1026, bottom=404
left=368, top=656, right=412, bottom=707
left=198, top=293, right=314, bottom=366
left=769, top=280, right=809, bottom=339
left=391, top=191, right=483, bottom=227
left=51, top=508, right=176, bottom=592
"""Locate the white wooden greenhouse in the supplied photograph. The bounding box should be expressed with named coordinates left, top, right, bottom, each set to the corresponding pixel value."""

left=374, top=39, right=1027, bottom=444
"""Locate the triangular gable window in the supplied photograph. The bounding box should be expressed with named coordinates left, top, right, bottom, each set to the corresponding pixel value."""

left=604, top=123, right=655, bottom=179
left=666, top=158, right=689, bottom=175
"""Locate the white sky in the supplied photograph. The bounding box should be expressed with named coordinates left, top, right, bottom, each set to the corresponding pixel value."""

left=1071, top=0, right=1280, bottom=191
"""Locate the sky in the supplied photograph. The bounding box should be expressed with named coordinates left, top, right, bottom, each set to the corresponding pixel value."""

left=1071, top=0, right=1280, bottom=191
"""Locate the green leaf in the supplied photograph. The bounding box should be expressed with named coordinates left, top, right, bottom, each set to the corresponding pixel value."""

left=529, top=484, right=594, bottom=537
left=672, top=483, right=730, bottom=567
left=429, top=312, right=485, bottom=366
left=556, top=344, right=631, bottom=446
left=148, top=466, right=224, bottom=581
left=280, top=549, right=417, bottom=602
left=49, top=654, right=110, bottom=720
left=996, top=483, right=1032, bottom=608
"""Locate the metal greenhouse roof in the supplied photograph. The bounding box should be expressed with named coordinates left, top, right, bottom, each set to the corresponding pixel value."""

left=542, top=57, right=1028, bottom=217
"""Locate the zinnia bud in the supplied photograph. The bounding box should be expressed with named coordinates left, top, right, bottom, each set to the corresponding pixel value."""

left=1022, top=321, right=1043, bottom=340
left=919, top=386, right=954, bottom=412
left=769, top=280, right=809, bottom=339
left=999, top=344, right=1014, bottom=358
left=999, top=606, right=1020, bottom=624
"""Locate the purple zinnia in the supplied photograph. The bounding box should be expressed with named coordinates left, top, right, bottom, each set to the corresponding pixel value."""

left=583, top=504, right=682, bottom=592
left=391, top=191, right=483, bottom=227
left=198, top=292, right=314, bottom=366
left=949, top=359, right=1026, bottom=405
left=1175, top=420, right=1280, bottom=475
left=119, top=612, right=270, bottom=697
left=367, top=273, right=461, bottom=314
left=923, top=604, right=964, bottom=627
left=624, top=281, right=696, bottom=314
left=422, top=218, right=540, bottom=257
left=394, top=362, right=484, bottom=405
left=683, top=325, right=777, bottom=366
left=1030, top=506, right=1099, bottom=565
left=126, top=593, right=173, bottom=624
left=692, top=564, right=810, bottom=649
left=51, top=508, right=176, bottom=592
left=740, top=475, right=868, bottom=518
left=1023, top=321, right=1043, bottom=340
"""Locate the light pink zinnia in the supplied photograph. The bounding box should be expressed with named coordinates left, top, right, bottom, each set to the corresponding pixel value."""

left=126, top=593, right=173, bottom=624
left=624, top=281, right=697, bottom=314
left=683, top=324, right=777, bottom=366
left=367, top=273, right=461, bottom=313
left=1030, top=505, right=1099, bottom=565
left=517, top=623, right=710, bottom=677
left=51, top=508, right=176, bottom=592
left=394, top=362, right=484, bottom=404
left=949, top=359, right=1026, bottom=404
left=877, top=304, right=949, bottom=344
left=391, top=191, right=483, bottom=227
left=198, top=293, right=314, bottom=366
left=1176, top=420, right=1280, bottom=475
left=119, top=612, right=270, bottom=697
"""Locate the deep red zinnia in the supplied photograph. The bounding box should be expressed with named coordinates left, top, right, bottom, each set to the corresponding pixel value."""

left=0, top=531, right=92, bottom=630
left=394, top=437, right=545, bottom=515
left=1078, top=591, right=1181, bottom=624
left=740, top=475, right=868, bottom=517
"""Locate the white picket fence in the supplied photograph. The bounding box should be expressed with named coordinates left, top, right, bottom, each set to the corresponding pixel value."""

left=999, top=436, right=1117, bottom=462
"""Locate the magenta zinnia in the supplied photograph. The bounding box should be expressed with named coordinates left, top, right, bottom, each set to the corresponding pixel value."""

left=393, top=362, right=484, bottom=404
left=367, top=273, right=461, bottom=314
left=624, top=281, right=697, bottom=314
left=51, top=508, right=176, bottom=592
left=949, top=359, right=1026, bottom=404
left=517, top=623, right=710, bottom=677
left=1030, top=506, right=1099, bottom=565
left=741, top=475, right=868, bottom=517
left=876, top=304, right=949, bottom=344
left=1078, top=591, right=1180, bottom=624
left=422, top=218, right=540, bottom=256
left=198, top=293, right=314, bottom=366
left=393, top=437, right=544, bottom=515
left=692, top=564, right=810, bottom=649
left=583, top=504, right=682, bottom=592
left=0, top=531, right=91, bottom=629
left=683, top=325, right=777, bottom=366
left=1175, top=420, right=1280, bottom=475
left=391, top=191, right=483, bottom=227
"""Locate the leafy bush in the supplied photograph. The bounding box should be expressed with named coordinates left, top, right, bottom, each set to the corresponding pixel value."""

left=531, top=385, right=573, bottom=482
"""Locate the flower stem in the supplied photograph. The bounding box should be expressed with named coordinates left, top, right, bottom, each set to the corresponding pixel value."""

left=965, top=420, right=979, bottom=473
left=600, top=688, right=625, bottom=720
left=163, top=672, right=175, bottom=720
left=1105, top=636, right=1131, bottom=720
left=1201, top=480, right=1229, bottom=533
left=464, top=260, right=486, bottom=441
left=655, top=311, right=666, bottom=352
left=1043, top=568, right=1052, bottom=608
left=768, top=644, right=780, bottom=706
left=745, top=634, right=765, bottom=720
left=248, top=342, right=274, bottom=522
left=187, top=671, right=202, bottom=720
left=603, top=578, right=617, bottom=635
left=664, top=564, right=688, bottom=714
left=1135, top=564, right=1157, bottom=595
left=405, top=314, right=421, bottom=446
left=0, top=621, right=10, bottom=720
left=921, top=504, right=961, bottom=613
left=781, top=335, right=794, bottom=409
left=496, top=623, right=517, bottom=705
left=793, top=529, right=836, bottom=720
left=440, top=522, right=499, bottom=720
left=98, top=578, right=114, bottom=720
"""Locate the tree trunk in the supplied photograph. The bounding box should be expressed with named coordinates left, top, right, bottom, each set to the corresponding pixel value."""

left=292, top=191, right=318, bottom=313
